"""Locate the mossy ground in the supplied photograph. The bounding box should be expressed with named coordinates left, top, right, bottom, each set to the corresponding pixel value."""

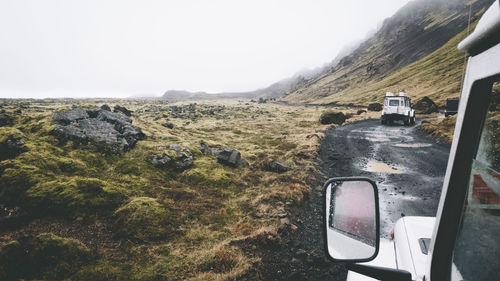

left=0, top=98, right=372, bottom=280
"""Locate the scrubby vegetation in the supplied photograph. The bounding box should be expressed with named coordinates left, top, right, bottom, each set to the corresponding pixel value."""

left=0, top=99, right=371, bottom=280
left=420, top=116, right=458, bottom=143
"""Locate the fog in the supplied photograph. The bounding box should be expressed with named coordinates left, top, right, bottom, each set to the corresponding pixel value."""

left=0, top=0, right=411, bottom=98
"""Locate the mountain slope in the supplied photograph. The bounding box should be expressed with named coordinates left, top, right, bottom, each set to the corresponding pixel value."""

left=283, top=0, right=492, bottom=105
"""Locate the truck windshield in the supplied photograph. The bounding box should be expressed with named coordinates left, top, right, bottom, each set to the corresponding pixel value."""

left=389, top=99, right=400, bottom=106
left=452, top=82, right=500, bottom=281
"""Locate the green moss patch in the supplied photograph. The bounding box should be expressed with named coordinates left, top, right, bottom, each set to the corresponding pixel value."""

left=0, top=233, right=91, bottom=280
left=180, top=158, right=233, bottom=188
left=26, top=176, right=125, bottom=214
left=113, top=197, right=176, bottom=241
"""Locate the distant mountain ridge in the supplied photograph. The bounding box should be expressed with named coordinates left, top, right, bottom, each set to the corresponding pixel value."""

left=163, top=0, right=493, bottom=104
left=282, top=0, right=493, bottom=105
left=162, top=67, right=323, bottom=100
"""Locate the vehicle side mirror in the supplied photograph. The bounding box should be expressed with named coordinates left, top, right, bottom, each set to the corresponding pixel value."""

left=324, top=177, right=380, bottom=262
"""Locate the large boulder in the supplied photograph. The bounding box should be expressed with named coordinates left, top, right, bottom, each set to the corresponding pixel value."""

left=367, top=103, right=383, bottom=111
left=268, top=160, right=291, bottom=173
left=151, top=154, right=172, bottom=167
left=51, top=107, right=88, bottom=124
left=413, top=96, right=438, bottom=114
left=100, top=104, right=111, bottom=111
left=169, top=144, right=194, bottom=170
left=200, top=140, right=223, bottom=156
left=51, top=107, right=144, bottom=152
left=319, top=111, right=346, bottom=125
left=217, top=147, right=248, bottom=167
left=113, top=105, right=132, bottom=116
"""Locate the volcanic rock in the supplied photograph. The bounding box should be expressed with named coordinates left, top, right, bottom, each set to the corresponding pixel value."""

left=51, top=107, right=144, bottom=152
left=413, top=96, right=438, bottom=114
left=367, top=103, right=383, bottom=111
left=319, top=111, right=346, bottom=125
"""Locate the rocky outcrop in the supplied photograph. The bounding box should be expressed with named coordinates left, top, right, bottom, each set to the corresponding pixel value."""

left=200, top=141, right=248, bottom=168
left=151, top=154, right=172, bottom=168
left=217, top=147, right=249, bottom=168
left=319, top=111, right=346, bottom=125
left=113, top=105, right=132, bottom=116
left=150, top=144, right=193, bottom=170
left=200, top=140, right=222, bottom=156
left=0, top=137, right=27, bottom=161
left=413, top=96, right=438, bottom=114
left=51, top=106, right=144, bottom=152
left=169, top=144, right=194, bottom=170
left=367, top=103, right=382, bottom=111
left=100, top=104, right=111, bottom=111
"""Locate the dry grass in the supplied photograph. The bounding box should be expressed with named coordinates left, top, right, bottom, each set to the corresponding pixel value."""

left=0, top=98, right=374, bottom=280
left=420, top=115, right=457, bottom=143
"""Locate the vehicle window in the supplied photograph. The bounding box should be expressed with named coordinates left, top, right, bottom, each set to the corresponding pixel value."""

left=389, top=100, right=399, bottom=106
left=452, top=81, right=500, bottom=281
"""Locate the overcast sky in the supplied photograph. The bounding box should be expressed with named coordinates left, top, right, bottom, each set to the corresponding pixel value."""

left=0, top=0, right=411, bottom=98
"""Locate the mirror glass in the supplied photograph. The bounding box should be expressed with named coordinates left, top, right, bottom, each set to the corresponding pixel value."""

left=325, top=179, right=377, bottom=260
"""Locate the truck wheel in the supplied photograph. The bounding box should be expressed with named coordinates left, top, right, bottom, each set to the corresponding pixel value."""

left=381, top=119, right=386, bottom=125
left=404, top=117, right=410, bottom=126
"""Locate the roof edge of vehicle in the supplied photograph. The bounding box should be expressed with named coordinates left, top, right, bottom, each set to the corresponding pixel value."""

left=458, top=0, right=500, bottom=55
left=385, top=92, right=407, bottom=97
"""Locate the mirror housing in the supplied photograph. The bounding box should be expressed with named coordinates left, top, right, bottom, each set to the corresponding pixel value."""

left=323, top=177, right=380, bottom=262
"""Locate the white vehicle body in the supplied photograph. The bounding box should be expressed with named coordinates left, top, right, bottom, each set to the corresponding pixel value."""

left=347, top=217, right=436, bottom=281
left=325, top=1, right=500, bottom=281
left=381, top=92, right=415, bottom=125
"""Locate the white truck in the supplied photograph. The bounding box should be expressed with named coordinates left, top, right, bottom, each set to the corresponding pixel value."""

left=324, top=2, right=500, bottom=281
left=381, top=92, right=415, bottom=125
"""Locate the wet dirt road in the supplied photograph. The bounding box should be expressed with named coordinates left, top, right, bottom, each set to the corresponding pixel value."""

left=242, top=118, right=450, bottom=281
left=321, top=119, right=451, bottom=237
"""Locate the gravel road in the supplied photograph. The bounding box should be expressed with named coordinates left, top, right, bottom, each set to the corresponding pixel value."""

left=242, top=118, right=451, bottom=281
left=321, top=119, right=450, bottom=237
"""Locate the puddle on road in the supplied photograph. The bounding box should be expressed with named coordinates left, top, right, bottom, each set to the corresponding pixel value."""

left=393, top=143, right=432, bottom=148
left=399, top=194, right=421, bottom=201
left=365, top=160, right=405, bottom=174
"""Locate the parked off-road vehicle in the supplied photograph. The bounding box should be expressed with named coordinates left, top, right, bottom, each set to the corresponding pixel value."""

left=381, top=92, right=415, bottom=125
left=445, top=98, right=459, bottom=117
left=324, top=1, right=500, bottom=280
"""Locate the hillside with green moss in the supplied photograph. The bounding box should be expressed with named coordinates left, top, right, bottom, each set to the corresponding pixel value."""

left=282, top=0, right=492, bottom=106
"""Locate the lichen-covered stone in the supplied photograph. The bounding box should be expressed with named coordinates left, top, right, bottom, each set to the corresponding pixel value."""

left=51, top=107, right=144, bottom=152
left=151, top=153, right=172, bottom=167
